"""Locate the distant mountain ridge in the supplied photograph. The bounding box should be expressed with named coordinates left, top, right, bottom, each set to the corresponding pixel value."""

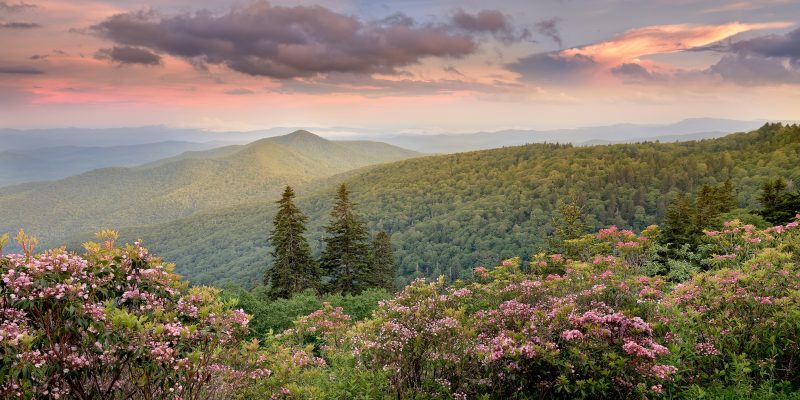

left=374, top=118, right=776, bottom=153
left=2, top=118, right=789, bottom=155
left=0, top=130, right=419, bottom=244
left=0, top=141, right=221, bottom=187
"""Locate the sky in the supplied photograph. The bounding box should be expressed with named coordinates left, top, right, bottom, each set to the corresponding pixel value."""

left=1, top=0, right=799, bottom=133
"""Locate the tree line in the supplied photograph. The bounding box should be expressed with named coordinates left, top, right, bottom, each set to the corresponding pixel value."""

left=265, top=184, right=397, bottom=299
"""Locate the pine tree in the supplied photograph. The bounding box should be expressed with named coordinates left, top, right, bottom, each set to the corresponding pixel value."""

left=661, top=193, right=699, bottom=248
left=369, top=231, right=397, bottom=291
left=695, top=180, right=736, bottom=229
left=265, top=186, right=321, bottom=299
left=320, top=184, right=371, bottom=295
left=758, top=178, right=800, bottom=224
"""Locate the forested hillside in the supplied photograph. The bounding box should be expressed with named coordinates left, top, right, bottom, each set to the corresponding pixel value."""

left=0, top=130, right=418, bottom=244
left=92, top=124, right=800, bottom=287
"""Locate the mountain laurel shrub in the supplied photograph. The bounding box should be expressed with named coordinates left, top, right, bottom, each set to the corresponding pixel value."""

left=0, top=231, right=269, bottom=399
left=3, top=214, right=800, bottom=399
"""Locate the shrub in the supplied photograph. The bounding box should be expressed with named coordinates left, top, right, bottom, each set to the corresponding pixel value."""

left=0, top=231, right=267, bottom=399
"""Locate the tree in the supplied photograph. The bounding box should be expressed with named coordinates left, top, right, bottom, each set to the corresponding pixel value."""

left=549, top=194, right=586, bottom=251
left=266, top=186, right=321, bottom=299
left=370, top=231, right=397, bottom=291
left=695, top=180, right=736, bottom=229
left=661, top=193, right=699, bottom=248
left=758, top=178, right=800, bottom=224
left=320, top=184, right=372, bottom=294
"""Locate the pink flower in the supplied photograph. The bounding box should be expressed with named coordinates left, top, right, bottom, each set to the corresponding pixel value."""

left=650, top=364, right=678, bottom=379
left=651, top=384, right=663, bottom=393
left=560, top=329, right=584, bottom=341
left=694, top=342, right=720, bottom=356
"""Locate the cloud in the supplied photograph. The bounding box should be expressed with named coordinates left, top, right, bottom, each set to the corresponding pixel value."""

left=507, top=51, right=596, bottom=83
left=707, top=54, right=800, bottom=85
left=0, top=21, right=39, bottom=28
left=611, top=63, right=666, bottom=83
left=510, top=21, right=791, bottom=84
left=273, top=72, right=525, bottom=97
left=700, top=27, right=800, bottom=84
left=443, top=65, right=464, bottom=76
left=0, top=66, right=43, bottom=74
left=224, top=88, right=255, bottom=95
left=535, top=18, right=562, bottom=48
left=0, top=1, right=36, bottom=12
left=94, top=46, right=162, bottom=66
left=727, top=27, right=800, bottom=62
left=451, top=9, right=530, bottom=43
left=89, top=3, right=522, bottom=79
left=560, top=22, right=791, bottom=65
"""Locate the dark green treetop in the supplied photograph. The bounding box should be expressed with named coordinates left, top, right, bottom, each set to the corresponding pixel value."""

left=369, top=231, right=397, bottom=292
left=320, top=184, right=372, bottom=295
left=266, top=186, right=321, bottom=299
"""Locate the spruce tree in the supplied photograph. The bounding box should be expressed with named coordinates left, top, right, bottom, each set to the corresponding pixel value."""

left=320, top=184, right=371, bottom=294
left=661, top=193, right=699, bottom=248
left=265, top=186, right=321, bottom=299
left=758, top=178, right=800, bottom=224
left=369, top=231, right=397, bottom=291
left=695, top=181, right=736, bottom=229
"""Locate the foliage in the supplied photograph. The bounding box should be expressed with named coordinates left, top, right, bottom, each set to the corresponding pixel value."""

left=346, top=216, right=800, bottom=399
left=5, top=216, right=800, bottom=398
left=320, top=184, right=373, bottom=294
left=549, top=194, right=587, bottom=252
left=0, top=231, right=268, bottom=399
left=0, top=131, right=419, bottom=246
left=103, top=123, right=800, bottom=287
left=266, top=186, right=321, bottom=299
left=369, top=231, right=397, bottom=291
left=758, top=178, right=800, bottom=224
left=221, top=286, right=391, bottom=339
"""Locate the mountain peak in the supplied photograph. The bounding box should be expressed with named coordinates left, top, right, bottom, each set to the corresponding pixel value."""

left=284, top=129, right=324, bottom=140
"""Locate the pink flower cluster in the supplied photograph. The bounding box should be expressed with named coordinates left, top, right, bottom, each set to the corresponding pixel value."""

left=1, top=239, right=261, bottom=399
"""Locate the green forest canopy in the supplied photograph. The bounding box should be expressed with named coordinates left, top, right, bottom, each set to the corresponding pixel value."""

left=78, top=123, right=800, bottom=288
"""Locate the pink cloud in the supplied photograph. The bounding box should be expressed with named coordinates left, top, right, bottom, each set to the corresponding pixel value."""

left=561, top=22, right=793, bottom=66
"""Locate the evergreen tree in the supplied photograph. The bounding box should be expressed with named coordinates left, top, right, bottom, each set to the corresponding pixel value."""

left=661, top=193, right=699, bottom=248
left=265, top=186, right=320, bottom=299
left=695, top=180, right=736, bottom=229
left=369, top=231, right=397, bottom=291
left=549, top=194, right=586, bottom=251
left=758, top=178, right=800, bottom=224
left=320, top=184, right=372, bottom=295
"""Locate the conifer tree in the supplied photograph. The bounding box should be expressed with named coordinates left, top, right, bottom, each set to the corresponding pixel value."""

left=320, top=184, right=371, bottom=294
left=695, top=180, right=736, bottom=228
left=266, top=186, right=320, bottom=299
left=661, top=193, right=699, bottom=248
left=758, top=178, right=800, bottom=224
left=369, top=231, right=397, bottom=291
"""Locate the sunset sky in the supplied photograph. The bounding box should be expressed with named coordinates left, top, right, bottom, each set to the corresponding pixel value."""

left=1, top=0, right=799, bottom=133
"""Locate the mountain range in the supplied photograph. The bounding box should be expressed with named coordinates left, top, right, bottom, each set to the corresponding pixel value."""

left=0, top=131, right=419, bottom=243
left=371, top=118, right=774, bottom=153
left=53, top=123, right=800, bottom=287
